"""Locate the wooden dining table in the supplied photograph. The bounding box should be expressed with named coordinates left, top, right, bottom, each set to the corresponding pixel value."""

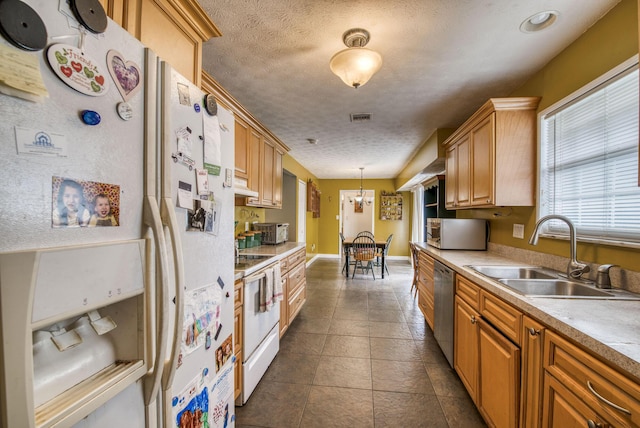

left=342, top=237, right=388, bottom=278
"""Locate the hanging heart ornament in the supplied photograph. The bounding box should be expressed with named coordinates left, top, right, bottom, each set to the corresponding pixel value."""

left=106, top=50, right=142, bottom=102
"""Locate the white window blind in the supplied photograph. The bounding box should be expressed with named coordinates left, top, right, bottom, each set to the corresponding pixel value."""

left=539, top=62, right=639, bottom=244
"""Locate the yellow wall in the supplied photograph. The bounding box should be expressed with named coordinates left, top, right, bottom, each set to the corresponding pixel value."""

left=481, top=0, right=639, bottom=270
left=316, top=179, right=411, bottom=257
left=283, top=154, right=321, bottom=257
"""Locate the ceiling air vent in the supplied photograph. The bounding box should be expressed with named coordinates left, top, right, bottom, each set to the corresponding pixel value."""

left=350, top=113, right=371, bottom=122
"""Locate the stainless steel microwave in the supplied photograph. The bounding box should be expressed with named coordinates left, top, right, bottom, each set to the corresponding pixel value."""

left=427, top=218, right=487, bottom=250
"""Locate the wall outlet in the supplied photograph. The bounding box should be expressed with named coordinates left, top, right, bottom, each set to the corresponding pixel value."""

left=513, top=224, right=525, bottom=239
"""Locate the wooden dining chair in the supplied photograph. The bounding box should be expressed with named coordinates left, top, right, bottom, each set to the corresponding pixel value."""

left=351, top=235, right=377, bottom=279
left=356, top=230, right=374, bottom=239
left=375, top=234, right=393, bottom=276
left=340, top=232, right=356, bottom=273
left=410, top=243, right=419, bottom=298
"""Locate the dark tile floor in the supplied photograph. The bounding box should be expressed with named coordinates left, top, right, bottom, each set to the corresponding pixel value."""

left=235, top=258, right=487, bottom=428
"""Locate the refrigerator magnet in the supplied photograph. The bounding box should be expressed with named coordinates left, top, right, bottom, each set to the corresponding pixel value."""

left=106, top=50, right=142, bottom=102
left=204, top=94, right=217, bottom=116
left=193, top=103, right=200, bottom=113
left=195, top=169, right=209, bottom=195
left=70, top=0, right=108, bottom=34
left=116, top=102, right=133, bottom=121
left=47, top=44, right=108, bottom=96
left=0, top=0, right=47, bottom=51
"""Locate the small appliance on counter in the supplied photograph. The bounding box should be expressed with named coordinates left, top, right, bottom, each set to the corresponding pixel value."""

left=252, top=223, right=289, bottom=244
left=427, top=218, right=487, bottom=250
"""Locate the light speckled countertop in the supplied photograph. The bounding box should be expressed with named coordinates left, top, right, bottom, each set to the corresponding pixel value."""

left=415, top=242, right=640, bottom=381
left=234, top=242, right=305, bottom=280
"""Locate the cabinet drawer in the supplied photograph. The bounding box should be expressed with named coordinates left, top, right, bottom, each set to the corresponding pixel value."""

left=544, top=330, right=640, bottom=427
left=234, top=280, right=244, bottom=309
left=418, top=251, right=434, bottom=270
left=480, top=291, right=522, bottom=345
left=456, top=276, right=481, bottom=311
left=288, top=282, right=306, bottom=323
left=288, top=262, right=305, bottom=294
left=287, top=248, right=306, bottom=268
left=279, top=256, right=289, bottom=273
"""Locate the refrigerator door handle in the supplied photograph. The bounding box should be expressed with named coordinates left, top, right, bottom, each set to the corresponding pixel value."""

left=142, top=196, right=170, bottom=406
left=159, top=197, right=185, bottom=392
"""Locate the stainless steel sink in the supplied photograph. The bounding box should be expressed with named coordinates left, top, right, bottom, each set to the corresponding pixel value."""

left=467, top=265, right=640, bottom=300
left=467, top=265, right=557, bottom=280
left=498, top=279, right=614, bottom=297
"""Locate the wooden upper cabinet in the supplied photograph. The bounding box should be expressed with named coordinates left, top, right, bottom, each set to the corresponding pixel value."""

left=100, top=0, right=221, bottom=85
left=470, top=115, right=494, bottom=206
left=444, top=97, right=540, bottom=209
left=234, top=117, right=250, bottom=180
left=261, top=137, right=276, bottom=206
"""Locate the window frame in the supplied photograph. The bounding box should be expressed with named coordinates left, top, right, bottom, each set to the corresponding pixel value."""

left=535, top=54, right=640, bottom=249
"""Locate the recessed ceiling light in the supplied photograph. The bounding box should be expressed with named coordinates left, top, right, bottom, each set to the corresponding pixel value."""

left=520, top=10, right=559, bottom=33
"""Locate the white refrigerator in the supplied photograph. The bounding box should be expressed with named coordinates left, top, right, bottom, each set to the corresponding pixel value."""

left=0, top=1, right=235, bottom=427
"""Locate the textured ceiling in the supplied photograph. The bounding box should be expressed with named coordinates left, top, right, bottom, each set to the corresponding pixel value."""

left=198, top=0, right=620, bottom=181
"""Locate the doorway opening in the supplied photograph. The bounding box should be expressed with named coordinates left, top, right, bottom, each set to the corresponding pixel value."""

left=339, top=189, right=375, bottom=253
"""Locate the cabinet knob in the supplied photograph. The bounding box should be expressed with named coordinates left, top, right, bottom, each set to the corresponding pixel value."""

left=587, top=420, right=603, bottom=428
left=486, top=199, right=491, bottom=203
left=470, top=316, right=476, bottom=324
left=528, top=327, right=540, bottom=336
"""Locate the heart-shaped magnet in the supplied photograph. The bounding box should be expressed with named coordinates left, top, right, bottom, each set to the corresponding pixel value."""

left=106, top=50, right=142, bottom=102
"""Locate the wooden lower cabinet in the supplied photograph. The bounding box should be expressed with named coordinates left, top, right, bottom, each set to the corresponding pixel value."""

left=521, top=317, right=545, bottom=428
left=233, top=279, right=243, bottom=401
left=417, top=250, right=435, bottom=330
left=454, top=296, right=479, bottom=402
left=454, top=277, right=521, bottom=428
left=279, top=248, right=306, bottom=337
left=542, top=330, right=640, bottom=427
left=542, top=373, right=606, bottom=427
left=477, top=317, right=520, bottom=428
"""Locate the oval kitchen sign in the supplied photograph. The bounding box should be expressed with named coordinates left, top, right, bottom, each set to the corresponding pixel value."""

left=47, top=43, right=108, bottom=96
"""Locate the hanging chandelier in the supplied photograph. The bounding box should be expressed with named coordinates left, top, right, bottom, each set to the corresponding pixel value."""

left=329, top=28, right=383, bottom=89
left=349, top=167, right=372, bottom=207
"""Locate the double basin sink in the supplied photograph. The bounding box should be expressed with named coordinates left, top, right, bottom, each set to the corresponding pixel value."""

left=467, top=265, right=640, bottom=300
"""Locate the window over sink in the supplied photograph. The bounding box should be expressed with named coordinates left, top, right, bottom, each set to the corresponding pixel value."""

left=538, top=56, right=639, bottom=247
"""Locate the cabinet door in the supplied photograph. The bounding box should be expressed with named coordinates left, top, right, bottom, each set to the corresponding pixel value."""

left=261, top=137, right=276, bottom=206
left=454, top=296, right=479, bottom=402
left=456, top=135, right=471, bottom=207
left=273, top=147, right=283, bottom=208
left=246, top=128, right=262, bottom=204
left=470, top=114, right=495, bottom=206
left=477, top=317, right=521, bottom=428
left=234, top=118, right=250, bottom=179
left=521, top=317, right=545, bottom=428
left=542, top=373, right=606, bottom=428
left=445, top=145, right=457, bottom=207
left=279, top=274, right=289, bottom=337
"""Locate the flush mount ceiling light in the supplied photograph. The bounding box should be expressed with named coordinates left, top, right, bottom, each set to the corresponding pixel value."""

left=307, top=138, right=318, bottom=145
left=330, top=28, right=382, bottom=89
left=520, top=10, right=559, bottom=33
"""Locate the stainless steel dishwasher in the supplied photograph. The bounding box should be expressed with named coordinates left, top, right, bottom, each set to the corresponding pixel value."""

left=434, top=260, right=455, bottom=368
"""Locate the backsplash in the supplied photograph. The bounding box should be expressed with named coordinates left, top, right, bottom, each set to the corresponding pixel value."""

left=488, top=243, right=640, bottom=294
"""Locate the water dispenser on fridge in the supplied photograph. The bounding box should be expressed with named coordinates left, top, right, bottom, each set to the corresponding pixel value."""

left=0, top=240, right=150, bottom=428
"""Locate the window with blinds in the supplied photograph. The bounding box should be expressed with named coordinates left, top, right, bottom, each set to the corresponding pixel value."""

left=539, top=59, right=639, bottom=245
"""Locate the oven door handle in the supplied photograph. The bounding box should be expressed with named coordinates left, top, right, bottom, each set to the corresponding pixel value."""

left=244, top=271, right=267, bottom=283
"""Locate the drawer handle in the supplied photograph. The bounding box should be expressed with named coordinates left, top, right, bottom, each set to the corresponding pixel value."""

left=587, top=380, right=632, bottom=415
left=470, top=316, right=476, bottom=324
